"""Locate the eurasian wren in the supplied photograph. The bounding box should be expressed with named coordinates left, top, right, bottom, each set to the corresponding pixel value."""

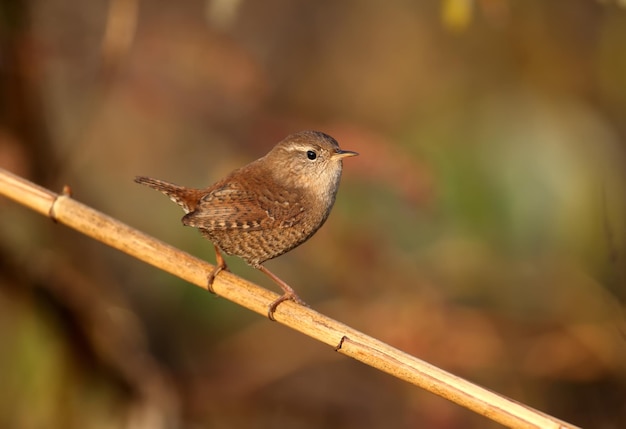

left=135, top=130, right=358, bottom=319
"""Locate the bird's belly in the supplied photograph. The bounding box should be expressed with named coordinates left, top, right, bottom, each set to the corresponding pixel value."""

left=199, top=226, right=316, bottom=266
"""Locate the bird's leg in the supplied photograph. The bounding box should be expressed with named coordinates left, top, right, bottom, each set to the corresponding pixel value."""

left=207, top=245, right=228, bottom=294
left=257, top=265, right=306, bottom=320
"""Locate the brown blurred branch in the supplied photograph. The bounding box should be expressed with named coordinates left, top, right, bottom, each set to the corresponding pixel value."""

left=0, top=167, right=579, bottom=429
left=102, top=0, right=138, bottom=78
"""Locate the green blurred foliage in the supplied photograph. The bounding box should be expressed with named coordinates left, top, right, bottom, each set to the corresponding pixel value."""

left=1, top=0, right=626, bottom=428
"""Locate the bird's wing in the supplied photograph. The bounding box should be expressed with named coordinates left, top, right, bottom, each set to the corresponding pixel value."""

left=182, top=182, right=306, bottom=231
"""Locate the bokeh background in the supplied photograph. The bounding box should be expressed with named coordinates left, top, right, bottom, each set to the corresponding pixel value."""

left=2, top=1, right=626, bottom=428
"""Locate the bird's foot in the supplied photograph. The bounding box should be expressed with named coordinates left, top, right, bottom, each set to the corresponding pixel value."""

left=207, top=265, right=228, bottom=294
left=267, top=292, right=307, bottom=321
left=207, top=246, right=229, bottom=294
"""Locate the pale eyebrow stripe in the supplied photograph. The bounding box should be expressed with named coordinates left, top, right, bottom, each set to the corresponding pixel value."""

left=286, top=143, right=318, bottom=152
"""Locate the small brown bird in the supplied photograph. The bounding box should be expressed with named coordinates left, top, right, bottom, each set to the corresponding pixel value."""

left=135, top=130, right=357, bottom=319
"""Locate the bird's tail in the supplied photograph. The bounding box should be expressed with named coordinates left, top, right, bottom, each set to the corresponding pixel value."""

left=135, top=176, right=200, bottom=214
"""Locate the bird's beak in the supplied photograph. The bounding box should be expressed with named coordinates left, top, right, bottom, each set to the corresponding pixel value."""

left=333, top=149, right=359, bottom=159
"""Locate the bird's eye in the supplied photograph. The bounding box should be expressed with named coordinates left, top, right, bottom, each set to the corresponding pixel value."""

left=306, top=150, right=317, bottom=160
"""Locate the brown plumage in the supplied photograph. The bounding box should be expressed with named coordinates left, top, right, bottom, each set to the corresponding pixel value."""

left=135, top=130, right=357, bottom=319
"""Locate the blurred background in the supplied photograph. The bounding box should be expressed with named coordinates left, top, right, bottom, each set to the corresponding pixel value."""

left=1, top=0, right=626, bottom=427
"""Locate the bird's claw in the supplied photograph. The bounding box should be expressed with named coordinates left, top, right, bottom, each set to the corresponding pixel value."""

left=207, top=264, right=227, bottom=294
left=267, top=293, right=307, bottom=321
